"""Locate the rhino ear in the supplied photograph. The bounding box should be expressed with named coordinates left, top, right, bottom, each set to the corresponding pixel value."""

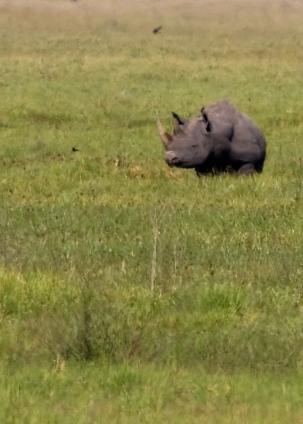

left=172, top=112, right=188, bottom=134
left=201, top=107, right=212, bottom=133
left=172, top=112, right=185, bottom=126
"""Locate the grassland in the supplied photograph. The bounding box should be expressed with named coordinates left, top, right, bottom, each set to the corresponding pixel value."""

left=0, top=0, right=303, bottom=422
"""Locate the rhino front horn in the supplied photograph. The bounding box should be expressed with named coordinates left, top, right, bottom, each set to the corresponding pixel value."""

left=157, top=118, right=172, bottom=148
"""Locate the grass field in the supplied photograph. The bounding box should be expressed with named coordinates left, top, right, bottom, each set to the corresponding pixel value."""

left=1, top=0, right=303, bottom=422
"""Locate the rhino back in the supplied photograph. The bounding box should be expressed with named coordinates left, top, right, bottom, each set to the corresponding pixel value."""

left=205, top=100, right=266, bottom=170
left=234, top=112, right=266, bottom=146
left=204, top=100, right=237, bottom=140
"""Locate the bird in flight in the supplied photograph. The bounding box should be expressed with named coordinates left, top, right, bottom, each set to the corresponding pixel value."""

left=152, top=26, right=162, bottom=34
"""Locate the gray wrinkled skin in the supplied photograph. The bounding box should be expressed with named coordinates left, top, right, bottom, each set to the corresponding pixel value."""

left=159, top=100, right=267, bottom=176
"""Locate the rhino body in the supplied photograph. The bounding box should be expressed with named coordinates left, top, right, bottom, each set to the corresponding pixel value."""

left=157, top=100, right=266, bottom=175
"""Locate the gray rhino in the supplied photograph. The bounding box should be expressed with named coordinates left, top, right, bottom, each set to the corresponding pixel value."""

left=157, top=100, right=266, bottom=175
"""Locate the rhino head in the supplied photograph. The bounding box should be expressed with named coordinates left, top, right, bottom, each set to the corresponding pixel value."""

left=157, top=108, right=213, bottom=169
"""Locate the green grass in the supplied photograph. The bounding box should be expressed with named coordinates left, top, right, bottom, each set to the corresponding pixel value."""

left=1, top=0, right=303, bottom=422
left=2, top=363, right=303, bottom=424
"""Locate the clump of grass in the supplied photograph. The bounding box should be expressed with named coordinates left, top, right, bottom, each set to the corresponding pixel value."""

left=1, top=268, right=303, bottom=372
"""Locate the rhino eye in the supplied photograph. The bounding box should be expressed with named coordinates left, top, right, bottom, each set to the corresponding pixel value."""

left=191, top=143, right=198, bottom=148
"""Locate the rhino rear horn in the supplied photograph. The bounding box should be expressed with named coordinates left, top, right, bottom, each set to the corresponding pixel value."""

left=157, top=118, right=172, bottom=148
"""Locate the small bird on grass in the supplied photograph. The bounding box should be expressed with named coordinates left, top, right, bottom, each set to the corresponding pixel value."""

left=72, top=147, right=79, bottom=152
left=152, top=26, right=162, bottom=34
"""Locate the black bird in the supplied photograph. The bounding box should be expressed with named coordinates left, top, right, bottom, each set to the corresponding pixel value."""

left=72, top=147, right=79, bottom=152
left=152, top=26, right=162, bottom=34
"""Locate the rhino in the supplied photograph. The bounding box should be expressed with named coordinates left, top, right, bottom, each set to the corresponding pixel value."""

left=157, top=100, right=266, bottom=175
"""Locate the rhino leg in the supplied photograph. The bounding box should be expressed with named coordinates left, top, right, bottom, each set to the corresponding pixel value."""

left=195, top=168, right=211, bottom=177
left=237, top=163, right=256, bottom=175
left=195, top=167, right=218, bottom=177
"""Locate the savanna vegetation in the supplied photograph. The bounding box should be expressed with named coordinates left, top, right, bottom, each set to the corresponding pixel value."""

left=0, top=0, right=303, bottom=422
